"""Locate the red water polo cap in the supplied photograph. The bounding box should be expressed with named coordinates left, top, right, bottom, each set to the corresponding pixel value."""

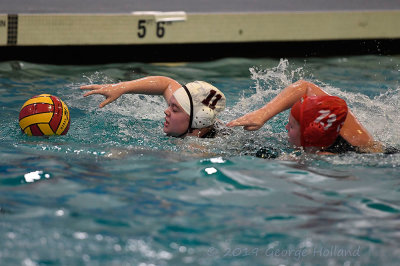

left=290, top=95, right=348, bottom=147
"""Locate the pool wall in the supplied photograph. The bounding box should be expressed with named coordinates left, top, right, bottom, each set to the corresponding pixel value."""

left=1, top=0, right=400, bottom=63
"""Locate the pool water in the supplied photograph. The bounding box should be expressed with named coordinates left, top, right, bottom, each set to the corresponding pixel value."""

left=1, top=56, right=400, bottom=265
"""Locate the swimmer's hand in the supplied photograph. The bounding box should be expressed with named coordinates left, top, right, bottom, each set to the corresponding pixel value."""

left=226, top=109, right=266, bottom=131
left=81, top=83, right=124, bottom=108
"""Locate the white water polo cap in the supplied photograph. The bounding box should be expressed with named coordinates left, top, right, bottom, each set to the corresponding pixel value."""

left=173, top=81, right=226, bottom=129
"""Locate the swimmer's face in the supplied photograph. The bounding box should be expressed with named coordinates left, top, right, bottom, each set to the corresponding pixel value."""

left=163, top=95, right=190, bottom=137
left=286, top=114, right=301, bottom=147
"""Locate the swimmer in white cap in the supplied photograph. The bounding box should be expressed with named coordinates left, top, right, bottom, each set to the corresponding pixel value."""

left=81, top=76, right=226, bottom=138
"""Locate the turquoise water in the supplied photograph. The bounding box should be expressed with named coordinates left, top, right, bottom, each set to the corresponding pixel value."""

left=1, top=56, right=400, bottom=265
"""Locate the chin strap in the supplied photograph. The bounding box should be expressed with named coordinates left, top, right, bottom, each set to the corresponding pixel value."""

left=176, top=85, right=194, bottom=138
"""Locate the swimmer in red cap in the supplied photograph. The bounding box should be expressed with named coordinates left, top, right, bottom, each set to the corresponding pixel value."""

left=227, top=80, right=383, bottom=153
left=81, top=76, right=226, bottom=138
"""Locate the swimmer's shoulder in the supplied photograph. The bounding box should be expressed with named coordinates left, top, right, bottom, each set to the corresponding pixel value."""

left=321, top=135, right=357, bottom=154
left=323, top=136, right=399, bottom=155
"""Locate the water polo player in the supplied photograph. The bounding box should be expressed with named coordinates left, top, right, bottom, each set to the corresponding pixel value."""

left=81, top=76, right=226, bottom=138
left=227, top=80, right=384, bottom=154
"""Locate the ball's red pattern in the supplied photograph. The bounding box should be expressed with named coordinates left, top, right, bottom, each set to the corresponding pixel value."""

left=19, top=94, right=70, bottom=136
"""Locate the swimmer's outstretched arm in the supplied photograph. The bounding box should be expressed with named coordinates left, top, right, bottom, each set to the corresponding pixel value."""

left=227, top=80, right=382, bottom=152
left=227, top=80, right=325, bottom=130
left=81, top=76, right=182, bottom=108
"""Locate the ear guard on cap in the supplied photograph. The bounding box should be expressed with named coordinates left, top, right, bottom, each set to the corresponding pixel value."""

left=302, top=121, right=342, bottom=148
left=192, top=106, right=215, bottom=128
left=299, top=95, right=348, bottom=147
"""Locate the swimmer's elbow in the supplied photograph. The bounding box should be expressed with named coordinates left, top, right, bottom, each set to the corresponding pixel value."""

left=293, top=80, right=312, bottom=87
left=291, top=80, right=317, bottom=94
